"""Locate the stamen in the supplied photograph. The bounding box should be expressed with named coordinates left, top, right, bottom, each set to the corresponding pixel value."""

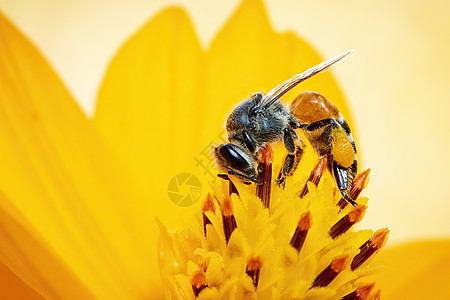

left=341, top=283, right=375, bottom=300
left=300, top=156, right=328, bottom=198
left=201, top=193, right=216, bottom=236
left=246, top=256, right=263, bottom=290
left=220, top=196, right=237, bottom=243
left=311, top=255, right=348, bottom=288
left=351, top=228, right=389, bottom=270
left=290, top=211, right=312, bottom=253
left=229, top=180, right=239, bottom=196
left=329, top=205, right=367, bottom=239
left=367, top=289, right=381, bottom=300
left=256, top=145, right=273, bottom=209
left=218, top=173, right=241, bottom=194
left=338, top=169, right=371, bottom=209
left=191, top=270, right=208, bottom=297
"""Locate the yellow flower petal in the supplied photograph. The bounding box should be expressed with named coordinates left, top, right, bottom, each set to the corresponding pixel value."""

left=0, top=260, right=45, bottom=300
left=368, top=239, right=450, bottom=300
left=0, top=11, right=161, bottom=298
left=0, top=193, right=95, bottom=299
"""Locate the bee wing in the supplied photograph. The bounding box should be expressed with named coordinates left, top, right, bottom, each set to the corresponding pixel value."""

left=257, top=50, right=353, bottom=111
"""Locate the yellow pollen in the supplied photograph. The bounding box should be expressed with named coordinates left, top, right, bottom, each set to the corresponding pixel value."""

left=331, top=128, right=354, bottom=168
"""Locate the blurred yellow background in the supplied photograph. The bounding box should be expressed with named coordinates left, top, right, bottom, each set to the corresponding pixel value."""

left=1, top=0, right=449, bottom=249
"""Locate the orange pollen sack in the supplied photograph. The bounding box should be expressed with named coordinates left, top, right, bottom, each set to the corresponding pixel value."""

left=247, top=256, right=263, bottom=271
left=372, top=228, right=390, bottom=249
left=368, top=289, right=381, bottom=300
left=331, top=255, right=349, bottom=272
left=348, top=205, right=368, bottom=223
left=259, top=144, right=274, bottom=164
left=357, top=283, right=376, bottom=298
left=353, top=169, right=371, bottom=191
left=298, top=211, right=312, bottom=230
left=220, top=196, right=234, bottom=217
left=191, top=270, right=207, bottom=288
left=201, top=193, right=216, bottom=213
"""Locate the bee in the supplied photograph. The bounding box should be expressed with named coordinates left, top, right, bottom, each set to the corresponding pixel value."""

left=214, top=50, right=357, bottom=206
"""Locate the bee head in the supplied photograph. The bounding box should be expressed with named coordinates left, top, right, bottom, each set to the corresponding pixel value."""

left=226, top=93, right=263, bottom=133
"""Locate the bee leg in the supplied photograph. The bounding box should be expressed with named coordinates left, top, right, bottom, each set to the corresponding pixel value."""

left=283, top=128, right=296, bottom=154
left=341, top=191, right=357, bottom=207
left=301, top=118, right=359, bottom=206
left=332, top=161, right=357, bottom=206
left=242, top=129, right=265, bottom=175
left=242, top=129, right=257, bottom=153
left=276, top=153, right=295, bottom=187
left=299, top=118, right=338, bottom=131
left=276, top=128, right=304, bottom=186
left=289, top=115, right=301, bottom=129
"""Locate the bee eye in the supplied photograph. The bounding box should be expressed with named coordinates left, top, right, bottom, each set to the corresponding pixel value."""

left=218, top=144, right=251, bottom=171
left=249, top=107, right=257, bottom=118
